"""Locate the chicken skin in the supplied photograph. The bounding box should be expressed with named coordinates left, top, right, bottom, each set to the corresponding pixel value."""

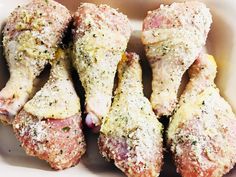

left=98, top=53, right=163, bottom=177
left=142, top=1, right=212, bottom=117
left=72, top=3, right=132, bottom=127
left=167, top=54, right=236, bottom=177
left=12, top=49, right=86, bottom=170
left=0, top=0, right=71, bottom=124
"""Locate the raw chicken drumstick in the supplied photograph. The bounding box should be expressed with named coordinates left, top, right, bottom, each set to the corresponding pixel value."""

left=0, top=0, right=71, bottom=124
left=98, top=53, right=163, bottom=177
left=72, top=3, right=132, bottom=127
left=167, top=54, right=236, bottom=177
left=142, top=1, right=212, bottom=117
left=13, top=49, right=86, bottom=170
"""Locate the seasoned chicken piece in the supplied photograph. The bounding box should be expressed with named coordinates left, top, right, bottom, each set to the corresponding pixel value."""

left=12, top=50, right=86, bottom=170
left=72, top=3, right=132, bottom=127
left=98, top=53, right=163, bottom=177
left=0, top=0, right=71, bottom=124
left=142, top=1, right=212, bottom=117
left=167, top=54, right=236, bottom=177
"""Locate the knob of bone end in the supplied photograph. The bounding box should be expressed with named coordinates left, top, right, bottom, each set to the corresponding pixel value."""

left=85, top=113, right=101, bottom=133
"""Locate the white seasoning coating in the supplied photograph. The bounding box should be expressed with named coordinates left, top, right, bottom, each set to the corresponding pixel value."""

left=72, top=3, right=132, bottom=126
left=167, top=54, right=236, bottom=177
left=142, top=1, right=212, bottom=117
left=98, top=53, right=163, bottom=177
left=23, top=118, right=48, bottom=142
left=0, top=0, right=71, bottom=123
left=24, top=50, right=80, bottom=119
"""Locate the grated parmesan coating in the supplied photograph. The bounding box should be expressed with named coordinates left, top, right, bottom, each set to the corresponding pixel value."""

left=167, top=54, right=236, bottom=177
left=24, top=49, right=80, bottom=119
left=142, top=1, right=212, bottom=117
left=98, top=53, right=163, bottom=177
left=13, top=110, right=86, bottom=170
left=72, top=3, right=132, bottom=125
